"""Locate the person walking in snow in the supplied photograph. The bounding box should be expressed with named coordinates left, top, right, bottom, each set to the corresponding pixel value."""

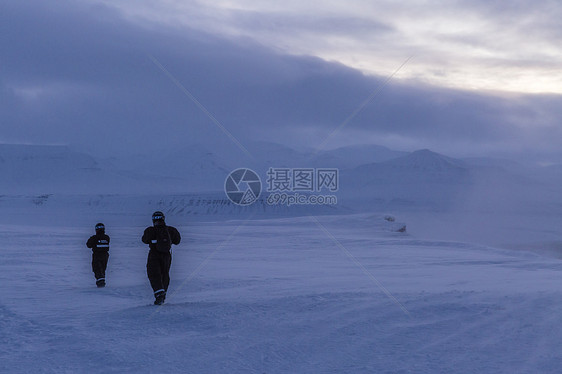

left=86, top=223, right=110, bottom=288
left=142, top=211, right=181, bottom=305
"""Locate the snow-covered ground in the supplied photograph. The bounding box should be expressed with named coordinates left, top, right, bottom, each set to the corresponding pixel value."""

left=2, top=214, right=562, bottom=373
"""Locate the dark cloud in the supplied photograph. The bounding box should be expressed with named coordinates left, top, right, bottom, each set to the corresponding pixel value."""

left=1, top=0, right=562, bottom=163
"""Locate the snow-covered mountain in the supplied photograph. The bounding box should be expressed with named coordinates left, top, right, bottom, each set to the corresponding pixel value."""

left=383, top=149, right=468, bottom=172
left=2, top=142, right=561, bottom=220
left=0, top=144, right=200, bottom=194
left=310, top=144, right=407, bottom=169
left=0, top=144, right=98, bottom=173
left=0, top=144, right=102, bottom=194
left=340, top=149, right=471, bottom=210
left=0, top=142, right=407, bottom=195
left=4, top=141, right=562, bottom=252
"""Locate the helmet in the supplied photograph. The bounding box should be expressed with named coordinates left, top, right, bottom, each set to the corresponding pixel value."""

left=95, top=223, right=105, bottom=231
left=152, top=211, right=165, bottom=222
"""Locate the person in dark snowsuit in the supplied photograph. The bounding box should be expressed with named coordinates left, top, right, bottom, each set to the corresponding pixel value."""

left=86, top=223, right=110, bottom=288
left=142, top=211, right=181, bottom=305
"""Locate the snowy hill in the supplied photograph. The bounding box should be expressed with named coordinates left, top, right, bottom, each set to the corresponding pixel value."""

left=0, top=144, right=210, bottom=195
left=0, top=144, right=101, bottom=194
left=148, top=144, right=238, bottom=193
left=2, top=142, right=562, bottom=231
left=462, top=156, right=524, bottom=171
left=340, top=149, right=471, bottom=210
left=347, top=149, right=470, bottom=183
left=0, top=142, right=407, bottom=195
left=246, top=141, right=308, bottom=168
left=383, top=149, right=468, bottom=172
left=0, top=144, right=99, bottom=174
left=309, top=144, right=407, bottom=169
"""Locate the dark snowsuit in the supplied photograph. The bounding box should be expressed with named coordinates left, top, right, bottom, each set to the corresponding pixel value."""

left=86, top=233, right=110, bottom=283
left=142, top=223, right=181, bottom=296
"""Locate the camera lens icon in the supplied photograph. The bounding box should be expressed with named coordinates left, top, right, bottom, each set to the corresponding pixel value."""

left=225, top=168, right=262, bottom=206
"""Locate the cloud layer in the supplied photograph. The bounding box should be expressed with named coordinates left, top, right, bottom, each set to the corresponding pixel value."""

left=102, top=0, right=562, bottom=94
left=1, top=0, right=562, bottom=163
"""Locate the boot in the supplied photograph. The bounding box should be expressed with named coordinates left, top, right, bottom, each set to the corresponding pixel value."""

left=154, top=290, right=166, bottom=305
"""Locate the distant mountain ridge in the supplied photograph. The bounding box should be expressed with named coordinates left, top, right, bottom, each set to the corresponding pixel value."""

left=346, top=149, right=469, bottom=184
left=0, top=144, right=100, bottom=193
left=383, top=149, right=467, bottom=171
left=1, top=142, right=555, bottom=215
left=1, top=142, right=411, bottom=194
left=338, top=148, right=473, bottom=210
left=309, top=144, right=407, bottom=169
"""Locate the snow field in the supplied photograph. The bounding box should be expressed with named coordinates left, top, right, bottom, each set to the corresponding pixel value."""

left=1, top=215, right=562, bottom=373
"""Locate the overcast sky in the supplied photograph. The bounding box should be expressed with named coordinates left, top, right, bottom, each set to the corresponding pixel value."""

left=1, top=0, right=561, bottom=162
